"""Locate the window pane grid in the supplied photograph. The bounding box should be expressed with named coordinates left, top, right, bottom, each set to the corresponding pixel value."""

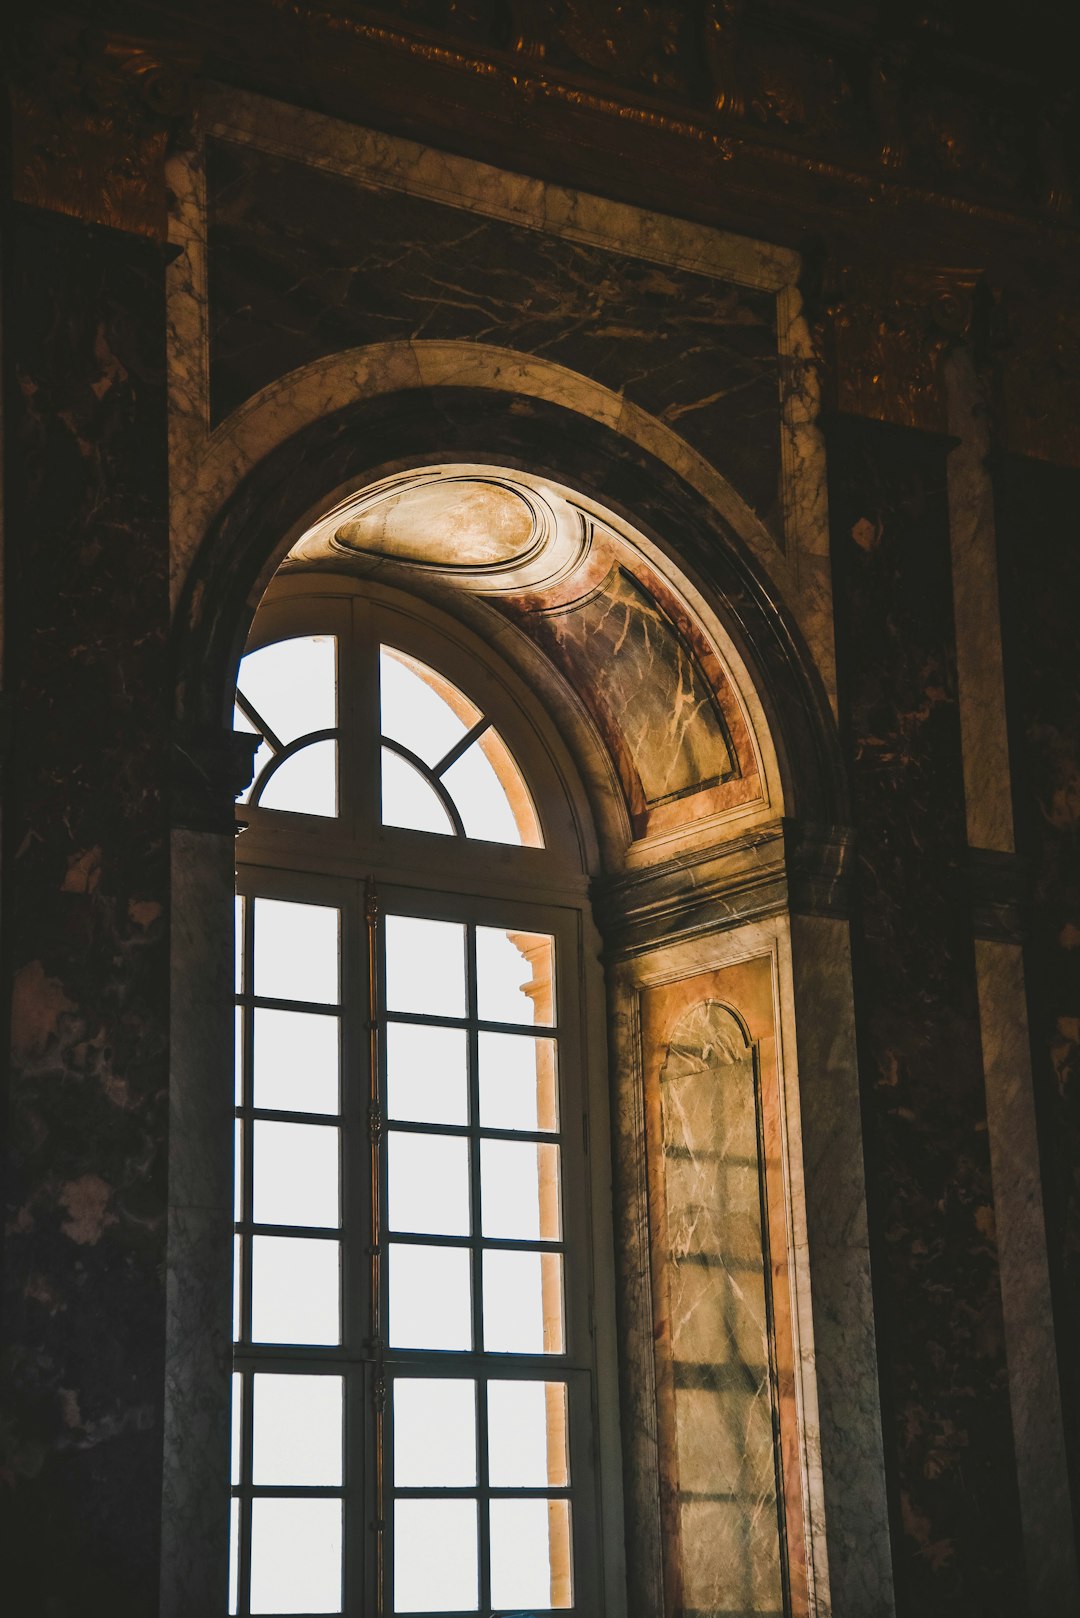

left=233, top=882, right=590, bottom=1613
left=380, top=912, right=575, bottom=1614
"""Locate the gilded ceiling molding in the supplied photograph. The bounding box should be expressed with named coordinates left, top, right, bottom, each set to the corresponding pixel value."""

left=5, top=19, right=197, bottom=239
left=281, top=0, right=1077, bottom=228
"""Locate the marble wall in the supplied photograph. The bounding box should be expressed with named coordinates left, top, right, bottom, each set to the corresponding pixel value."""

left=2, top=210, right=171, bottom=1609
left=827, top=417, right=1024, bottom=1614
left=995, top=454, right=1080, bottom=1551
left=641, top=954, right=808, bottom=1618
left=204, top=137, right=784, bottom=537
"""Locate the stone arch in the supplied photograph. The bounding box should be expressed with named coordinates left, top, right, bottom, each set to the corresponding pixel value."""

left=163, top=375, right=893, bottom=1618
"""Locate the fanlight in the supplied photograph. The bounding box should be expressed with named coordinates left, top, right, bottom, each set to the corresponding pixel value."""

left=234, top=636, right=542, bottom=847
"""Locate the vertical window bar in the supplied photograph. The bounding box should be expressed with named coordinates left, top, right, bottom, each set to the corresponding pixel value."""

left=236, top=1366, right=254, bottom=1618
left=365, top=878, right=386, bottom=1617
left=237, top=899, right=256, bottom=1614
left=466, top=923, right=493, bottom=1615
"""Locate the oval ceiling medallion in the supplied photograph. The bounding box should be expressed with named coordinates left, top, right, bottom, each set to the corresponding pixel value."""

left=333, top=477, right=540, bottom=571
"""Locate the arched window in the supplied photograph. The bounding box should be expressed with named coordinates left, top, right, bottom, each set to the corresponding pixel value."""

left=228, top=581, right=613, bottom=1616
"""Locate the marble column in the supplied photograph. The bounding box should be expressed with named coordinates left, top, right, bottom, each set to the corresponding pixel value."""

left=827, top=413, right=1025, bottom=1616
left=787, top=897, right=896, bottom=1618
left=1, top=207, right=171, bottom=1612
left=944, top=350, right=1079, bottom=1611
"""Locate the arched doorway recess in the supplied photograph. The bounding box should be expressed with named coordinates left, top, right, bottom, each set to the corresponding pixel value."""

left=164, top=391, right=892, bottom=1618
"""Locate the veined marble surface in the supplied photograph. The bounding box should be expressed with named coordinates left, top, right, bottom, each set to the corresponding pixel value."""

left=166, top=85, right=837, bottom=715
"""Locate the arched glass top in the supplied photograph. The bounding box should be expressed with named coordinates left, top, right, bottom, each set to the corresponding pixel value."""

left=234, top=631, right=543, bottom=848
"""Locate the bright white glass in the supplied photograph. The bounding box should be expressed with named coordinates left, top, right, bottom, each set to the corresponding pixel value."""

left=234, top=1120, right=243, bottom=1222
left=483, top=1250, right=563, bottom=1354
left=234, top=1006, right=244, bottom=1106
left=487, top=1381, right=569, bottom=1488
left=253, top=1008, right=339, bottom=1115
left=249, top=1497, right=342, bottom=1615
left=478, top=1031, right=558, bottom=1132
left=251, top=1235, right=340, bottom=1345
left=388, top=1133, right=470, bottom=1236
left=388, top=1243, right=472, bottom=1351
left=476, top=927, right=555, bottom=1026
left=259, top=738, right=338, bottom=818
left=254, top=899, right=339, bottom=1005
left=393, top=1379, right=476, bottom=1487
left=481, top=1140, right=560, bottom=1241
left=489, top=1498, right=572, bottom=1610
left=386, top=1022, right=468, bottom=1126
left=380, top=647, right=476, bottom=769
left=235, top=896, right=245, bottom=993
left=230, top=1372, right=242, bottom=1486
left=393, top=1498, right=478, bottom=1614
left=381, top=747, right=454, bottom=836
left=385, top=915, right=465, bottom=1017
left=252, top=1374, right=343, bottom=1485
left=233, top=1234, right=242, bottom=1342
left=252, top=1121, right=339, bottom=1229
left=441, top=739, right=521, bottom=845
left=239, top=636, right=337, bottom=748
left=229, top=1498, right=239, bottom=1616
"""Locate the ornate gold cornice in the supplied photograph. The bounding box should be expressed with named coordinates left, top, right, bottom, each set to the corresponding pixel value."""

left=5, top=19, right=199, bottom=238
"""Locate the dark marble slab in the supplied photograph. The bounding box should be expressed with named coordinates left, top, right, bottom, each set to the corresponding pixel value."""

left=995, top=454, right=1080, bottom=1554
left=2, top=210, right=171, bottom=1612
left=205, top=138, right=783, bottom=535
left=828, top=417, right=1024, bottom=1616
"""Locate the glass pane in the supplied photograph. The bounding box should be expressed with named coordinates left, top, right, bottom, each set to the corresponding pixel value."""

left=250, top=1497, right=342, bottom=1615
left=441, top=737, right=522, bottom=846
left=394, top=1498, right=478, bottom=1614
left=380, top=646, right=478, bottom=769
left=233, top=1233, right=242, bottom=1342
left=234, top=1006, right=244, bottom=1106
left=481, top=1141, right=561, bottom=1241
left=230, top=1372, right=242, bottom=1487
left=259, top=738, right=338, bottom=818
left=479, top=725, right=544, bottom=846
left=490, top=1498, right=572, bottom=1610
left=483, top=1250, right=564, bottom=1354
left=385, top=915, right=465, bottom=1018
left=252, top=1373, right=343, bottom=1485
left=239, top=636, right=337, bottom=747
left=253, top=1121, right=339, bottom=1228
left=389, top=1243, right=472, bottom=1351
left=253, top=1008, right=339, bottom=1115
left=476, top=927, right=555, bottom=1026
left=386, top=1022, right=468, bottom=1126
left=488, top=1380, right=569, bottom=1488
left=254, top=899, right=339, bottom=1005
left=235, top=896, right=245, bottom=993
left=381, top=747, right=454, bottom=836
left=234, top=1119, right=244, bottom=1222
left=229, top=1497, right=239, bottom=1617
left=251, top=1235, right=340, bottom=1345
left=479, top=1031, right=558, bottom=1132
left=388, top=1133, right=470, bottom=1236
left=393, top=1379, right=476, bottom=1487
